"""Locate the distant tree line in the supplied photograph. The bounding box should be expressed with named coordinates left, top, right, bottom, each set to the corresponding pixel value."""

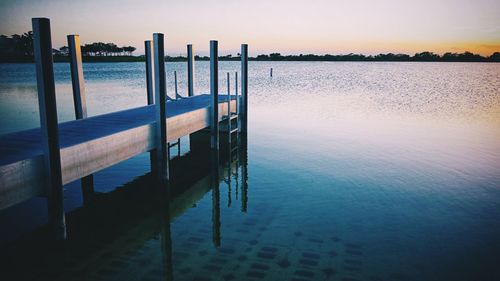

left=57, top=43, right=136, bottom=56
left=1, top=31, right=498, bottom=62
left=1, top=32, right=136, bottom=61
left=252, top=51, right=500, bottom=62
left=0, top=32, right=34, bottom=58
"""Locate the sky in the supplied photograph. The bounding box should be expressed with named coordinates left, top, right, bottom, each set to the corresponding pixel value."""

left=0, top=0, right=499, bottom=56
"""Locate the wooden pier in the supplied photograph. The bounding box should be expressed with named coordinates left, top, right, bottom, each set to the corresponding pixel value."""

left=0, top=18, right=249, bottom=240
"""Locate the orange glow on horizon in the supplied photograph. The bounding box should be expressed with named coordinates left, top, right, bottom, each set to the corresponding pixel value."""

left=0, top=0, right=498, bottom=57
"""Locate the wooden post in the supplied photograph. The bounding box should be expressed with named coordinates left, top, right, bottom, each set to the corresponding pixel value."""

left=145, top=40, right=157, bottom=173
left=187, top=44, right=195, bottom=97
left=174, top=70, right=180, bottom=99
left=153, top=33, right=169, bottom=185
left=33, top=18, right=66, bottom=240
left=145, top=40, right=155, bottom=105
left=241, top=44, right=248, bottom=135
left=210, top=40, right=219, bottom=151
left=227, top=72, right=231, bottom=144
left=68, top=35, right=87, bottom=119
left=235, top=72, right=239, bottom=132
left=270, top=67, right=273, bottom=77
left=68, top=34, right=94, bottom=205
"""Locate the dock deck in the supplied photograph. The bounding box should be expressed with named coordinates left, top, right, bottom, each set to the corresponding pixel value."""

left=0, top=94, right=236, bottom=210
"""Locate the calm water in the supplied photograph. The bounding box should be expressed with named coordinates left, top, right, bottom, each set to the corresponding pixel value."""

left=0, top=61, right=500, bottom=281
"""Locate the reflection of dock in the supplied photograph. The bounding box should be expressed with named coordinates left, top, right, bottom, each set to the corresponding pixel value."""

left=0, top=143, right=249, bottom=281
left=0, top=18, right=249, bottom=240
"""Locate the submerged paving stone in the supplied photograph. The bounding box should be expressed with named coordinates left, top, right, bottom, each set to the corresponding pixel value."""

left=218, top=247, right=235, bottom=254
left=328, top=250, right=338, bottom=257
left=203, top=264, right=222, bottom=272
left=299, top=258, right=318, bottom=266
left=277, top=258, right=291, bottom=268
left=209, top=257, right=227, bottom=264
left=193, top=276, right=212, bottom=281
left=260, top=246, right=278, bottom=253
left=302, top=252, right=320, bottom=259
left=308, top=238, right=324, bottom=243
left=322, top=267, right=336, bottom=278
left=345, top=243, right=363, bottom=249
left=342, top=278, right=360, bottom=281
left=257, top=252, right=275, bottom=259
left=344, top=259, right=363, bottom=266
left=294, top=269, right=315, bottom=278
left=251, top=263, right=270, bottom=270
left=247, top=270, right=266, bottom=278
left=343, top=265, right=361, bottom=272
left=188, top=236, right=204, bottom=243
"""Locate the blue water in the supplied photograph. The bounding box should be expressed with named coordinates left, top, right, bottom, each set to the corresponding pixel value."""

left=0, top=62, right=499, bottom=281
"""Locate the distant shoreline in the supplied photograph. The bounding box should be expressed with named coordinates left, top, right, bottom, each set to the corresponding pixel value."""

left=0, top=54, right=499, bottom=63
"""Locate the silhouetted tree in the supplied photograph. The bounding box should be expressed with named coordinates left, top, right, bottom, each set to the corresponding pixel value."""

left=413, top=51, right=440, bottom=61
left=490, top=52, right=500, bottom=62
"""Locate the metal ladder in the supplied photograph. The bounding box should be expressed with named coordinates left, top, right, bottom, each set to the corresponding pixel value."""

left=224, top=72, right=241, bottom=207
left=225, top=72, right=240, bottom=152
left=168, top=71, right=181, bottom=156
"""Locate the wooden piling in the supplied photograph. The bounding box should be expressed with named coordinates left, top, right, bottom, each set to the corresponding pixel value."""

left=68, top=34, right=94, bottom=204
left=68, top=35, right=87, bottom=119
left=241, top=44, right=248, bottom=135
left=210, top=40, right=219, bottom=151
left=153, top=33, right=169, bottom=185
left=187, top=44, right=195, bottom=97
left=145, top=40, right=155, bottom=105
left=145, top=40, right=157, bottom=173
left=270, top=67, right=273, bottom=77
left=32, top=18, right=66, bottom=240
left=235, top=72, right=239, bottom=133
left=227, top=72, right=231, bottom=144
left=174, top=71, right=180, bottom=99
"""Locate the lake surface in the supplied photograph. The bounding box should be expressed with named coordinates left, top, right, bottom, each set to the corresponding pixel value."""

left=0, top=61, right=499, bottom=281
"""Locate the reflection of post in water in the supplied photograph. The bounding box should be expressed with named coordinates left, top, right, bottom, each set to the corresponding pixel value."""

left=240, top=141, right=248, bottom=213
left=211, top=151, right=221, bottom=247
left=157, top=183, right=173, bottom=281
left=226, top=158, right=232, bottom=208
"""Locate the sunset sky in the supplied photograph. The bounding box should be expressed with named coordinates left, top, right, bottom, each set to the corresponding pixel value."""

left=0, top=0, right=499, bottom=56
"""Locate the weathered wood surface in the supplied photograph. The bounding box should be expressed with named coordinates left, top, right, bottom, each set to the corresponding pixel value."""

left=0, top=94, right=236, bottom=210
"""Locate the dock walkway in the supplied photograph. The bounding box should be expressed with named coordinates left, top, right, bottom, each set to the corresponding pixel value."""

left=0, top=95, right=236, bottom=210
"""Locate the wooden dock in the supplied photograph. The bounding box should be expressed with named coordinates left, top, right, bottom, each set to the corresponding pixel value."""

left=0, top=95, right=236, bottom=209
left=0, top=17, right=249, bottom=240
